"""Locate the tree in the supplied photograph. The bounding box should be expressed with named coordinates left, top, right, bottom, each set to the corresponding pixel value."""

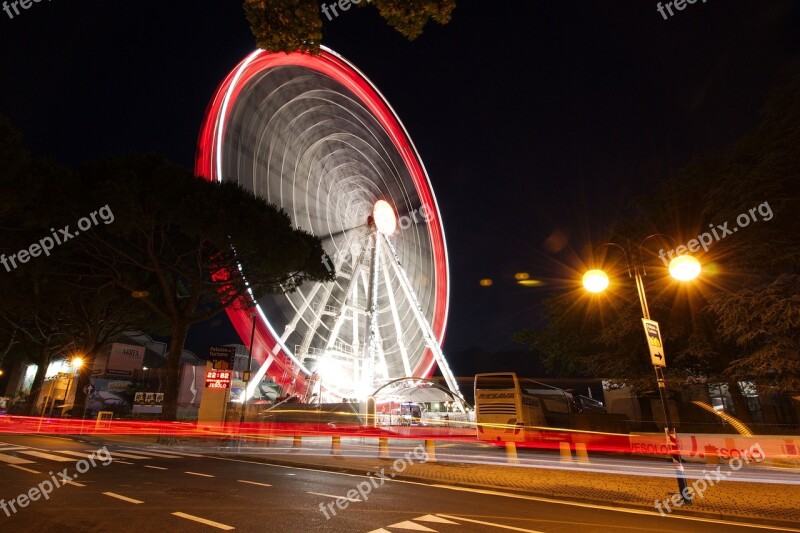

left=73, top=155, right=333, bottom=420
left=0, top=119, right=75, bottom=414
left=517, top=77, right=800, bottom=402
left=243, top=0, right=456, bottom=54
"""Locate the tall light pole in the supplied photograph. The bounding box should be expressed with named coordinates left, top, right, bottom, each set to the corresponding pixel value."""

left=239, top=311, right=258, bottom=443
left=582, top=236, right=701, bottom=505
left=64, top=357, right=83, bottom=416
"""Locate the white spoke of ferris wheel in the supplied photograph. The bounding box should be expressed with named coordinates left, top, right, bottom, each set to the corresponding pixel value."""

left=324, top=234, right=369, bottom=353
left=296, top=285, right=334, bottom=360
left=380, top=246, right=412, bottom=377
left=363, top=232, right=381, bottom=393
left=242, top=277, right=331, bottom=403
left=383, top=234, right=465, bottom=412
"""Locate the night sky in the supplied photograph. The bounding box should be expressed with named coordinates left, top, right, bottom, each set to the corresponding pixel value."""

left=2, top=1, right=799, bottom=374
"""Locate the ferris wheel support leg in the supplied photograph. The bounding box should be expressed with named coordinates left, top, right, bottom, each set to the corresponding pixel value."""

left=383, top=235, right=466, bottom=413
left=381, top=255, right=412, bottom=376
left=363, top=233, right=382, bottom=394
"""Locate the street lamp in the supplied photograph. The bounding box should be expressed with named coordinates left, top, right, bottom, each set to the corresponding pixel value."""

left=239, top=311, right=258, bottom=444
left=582, top=269, right=609, bottom=293
left=64, top=357, right=83, bottom=416
left=583, top=237, right=700, bottom=505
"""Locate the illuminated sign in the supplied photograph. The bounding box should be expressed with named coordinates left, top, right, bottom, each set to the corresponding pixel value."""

left=209, top=345, right=236, bottom=370
left=205, top=370, right=232, bottom=389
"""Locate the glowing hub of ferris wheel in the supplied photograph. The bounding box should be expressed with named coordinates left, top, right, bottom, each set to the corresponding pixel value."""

left=196, top=47, right=462, bottom=407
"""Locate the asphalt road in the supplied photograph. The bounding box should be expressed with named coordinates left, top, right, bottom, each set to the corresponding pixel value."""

left=0, top=434, right=795, bottom=533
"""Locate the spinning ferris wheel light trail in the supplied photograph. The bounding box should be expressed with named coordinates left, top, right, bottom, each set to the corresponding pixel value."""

left=196, top=46, right=463, bottom=407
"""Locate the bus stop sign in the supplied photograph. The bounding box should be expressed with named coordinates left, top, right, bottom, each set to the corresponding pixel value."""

left=642, top=318, right=666, bottom=367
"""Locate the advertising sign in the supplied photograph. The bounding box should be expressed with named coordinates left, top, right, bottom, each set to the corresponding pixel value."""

left=105, top=343, right=145, bottom=377
left=133, top=391, right=164, bottom=414
left=205, top=370, right=232, bottom=389
left=209, top=345, right=236, bottom=370
left=86, top=378, right=133, bottom=417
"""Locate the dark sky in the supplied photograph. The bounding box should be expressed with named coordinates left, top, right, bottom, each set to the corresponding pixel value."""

left=2, top=1, right=799, bottom=365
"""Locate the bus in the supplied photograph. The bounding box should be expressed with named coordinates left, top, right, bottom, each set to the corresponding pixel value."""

left=474, top=372, right=632, bottom=453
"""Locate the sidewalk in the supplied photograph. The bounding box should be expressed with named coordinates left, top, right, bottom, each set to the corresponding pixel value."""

left=81, top=433, right=800, bottom=528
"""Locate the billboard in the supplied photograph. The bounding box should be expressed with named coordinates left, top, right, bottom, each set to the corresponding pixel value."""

left=101, top=343, right=145, bottom=377
left=133, top=391, right=164, bottom=414
left=209, top=345, right=236, bottom=370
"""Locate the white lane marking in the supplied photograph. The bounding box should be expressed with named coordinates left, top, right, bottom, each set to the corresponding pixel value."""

left=155, top=450, right=204, bottom=457
left=185, top=471, right=214, bottom=478
left=115, top=460, right=134, bottom=465
left=0, top=453, right=36, bottom=464
left=209, top=455, right=800, bottom=532
left=103, top=492, right=144, bottom=504
left=91, top=450, right=151, bottom=460
left=172, top=512, right=235, bottom=530
left=144, top=465, right=167, bottom=470
left=387, top=521, right=436, bottom=531
left=416, top=515, right=458, bottom=524
left=237, top=480, right=271, bottom=487
left=17, top=450, right=75, bottom=462
left=0, top=446, right=27, bottom=451
left=307, top=491, right=361, bottom=502
left=9, top=464, right=41, bottom=474
left=64, top=480, right=85, bottom=487
left=437, top=514, right=543, bottom=532
left=55, top=450, right=96, bottom=460
left=366, top=529, right=393, bottom=533
left=120, top=449, right=183, bottom=459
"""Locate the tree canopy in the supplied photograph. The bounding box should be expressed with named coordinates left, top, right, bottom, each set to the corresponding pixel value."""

left=0, top=118, right=332, bottom=419
left=243, top=0, right=456, bottom=54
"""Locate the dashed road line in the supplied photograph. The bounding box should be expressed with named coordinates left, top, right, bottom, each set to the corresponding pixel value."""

left=114, top=460, right=134, bottom=465
left=143, top=465, right=168, bottom=470
left=307, top=491, right=361, bottom=502
left=103, top=492, right=144, bottom=504
left=237, top=480, right=271, bottom=487
left=185, top=471, right=214, bottom=478
left=9, top=464, right=41, bottom=474
left=172, top=512, right=235, bottom=530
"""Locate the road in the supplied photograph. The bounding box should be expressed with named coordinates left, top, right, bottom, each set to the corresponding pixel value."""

left=0, top=434, right=796, bottom=532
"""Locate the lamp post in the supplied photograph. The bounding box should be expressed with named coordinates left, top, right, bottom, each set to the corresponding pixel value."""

left=238, top=311, right=258, bottom=444
left=582, top=236, right=701, bottom=505
left=64, top=357, right=83, bottom=417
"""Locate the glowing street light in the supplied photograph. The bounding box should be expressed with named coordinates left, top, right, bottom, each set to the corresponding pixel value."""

left=580, top=236, right=700, bottom=506
left=71, top=357, right=83, bottom=369
left=582, top=269, right=610, bottom=293
left=668, top=255, right=701, bottom=281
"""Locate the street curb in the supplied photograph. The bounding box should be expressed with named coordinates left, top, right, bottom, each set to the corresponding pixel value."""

left=209, top=452, right=800, bottom=531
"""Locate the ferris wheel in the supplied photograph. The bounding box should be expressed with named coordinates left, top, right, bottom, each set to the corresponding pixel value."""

left=196, top=47, right=461, bottom=406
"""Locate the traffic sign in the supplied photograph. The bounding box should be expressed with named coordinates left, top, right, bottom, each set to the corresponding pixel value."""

left=642, top=318, right=666, bottom=367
